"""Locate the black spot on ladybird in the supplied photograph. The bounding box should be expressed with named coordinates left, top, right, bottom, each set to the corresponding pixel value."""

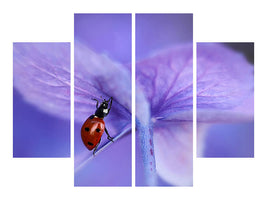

left=96, top=128, right=101, bottom=132
left=88, top=142, right=93, bottom=146
left=85, top=127, right=90, bottom=132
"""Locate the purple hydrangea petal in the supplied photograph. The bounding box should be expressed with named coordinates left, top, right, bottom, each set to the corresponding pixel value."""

left=136, top=44, right=193, bottom=121
left=74, top=41, right=131, bottom=136
left=154, top=122, right=193, bottom=186
left=13, top=43, right=71, bottom=119
left=74, top=14, right=132, bottom=186
left=74, top=41, right=132, bottom=170
left=136, top=44, right=193, bottom=185
left=197, top=43, right=254, bottom=122
left=74, top=40, right=131, bottom=122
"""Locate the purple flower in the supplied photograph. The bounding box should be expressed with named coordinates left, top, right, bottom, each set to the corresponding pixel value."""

left=74, top=41, right=132, bottom=186
left=13, top=15, right=253, bottom=187
left=197, top=43, right=254, bottom=157
left=13, top=43, right=71, bottom=157
left=12, top=39, right=132, bottom=184
left=74, top=14, right=132, bottom=186
left=135, top=14, right=193, bottom=186
left=135, top=42, right=253, bottom=186
left=136, top=45, right=193, bottom=186
left=13, top=43, right=71, bottom=119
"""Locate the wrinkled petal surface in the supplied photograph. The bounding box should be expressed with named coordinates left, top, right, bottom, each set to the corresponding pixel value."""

left=13, top=43, right=71, bottom=119
left=197, top=43, right=254, bottom=122
left=74, top=40, right=131, bottom=126
left=136, top=44, right=193, bottom=185
left=136, top=45, right=193, bottom=122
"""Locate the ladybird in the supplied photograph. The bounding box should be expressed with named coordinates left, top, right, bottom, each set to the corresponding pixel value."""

left=81, top=97, right=114, bottom=155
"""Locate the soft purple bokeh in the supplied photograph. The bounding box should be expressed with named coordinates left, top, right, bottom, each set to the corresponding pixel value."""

left=197, top=43, right=254, bottom=157
left=135, top=14, right=193, bottom=186
left=74, top=14, right=131, bottom=65
left=13, top=43, right=71, bottom=157
left=203, top=122, right=254, bottom=157
left=136, top=14, right=193, bottom=60
left=74, top=14, right=132, bottom=186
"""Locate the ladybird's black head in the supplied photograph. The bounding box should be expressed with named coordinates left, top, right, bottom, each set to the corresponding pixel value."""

left=94, top=97, right=113, bottom=118
left=101, top=100, right=109, bottom=109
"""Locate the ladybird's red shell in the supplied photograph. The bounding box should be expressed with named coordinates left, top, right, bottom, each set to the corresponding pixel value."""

left=81, top=117, right=105, bottom=150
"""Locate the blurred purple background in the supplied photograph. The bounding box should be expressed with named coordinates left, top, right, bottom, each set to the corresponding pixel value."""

left=74, top=14, right=131, bottom=65
left=74, top=14, right=132, bottom=186
left=13, top=89, right=70, bottom=157
left=136, top=14, right=193, bottom=60
left=203, top=122, right=254, bottom=157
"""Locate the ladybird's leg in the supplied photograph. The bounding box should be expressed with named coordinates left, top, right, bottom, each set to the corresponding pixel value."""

left=93, top=139, right=101, bottom=156
left=108, top=97, right=113, bottom=113
left=105, top=127, right=114, bottom=142
left=92, top=98, right=99, bottom=109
